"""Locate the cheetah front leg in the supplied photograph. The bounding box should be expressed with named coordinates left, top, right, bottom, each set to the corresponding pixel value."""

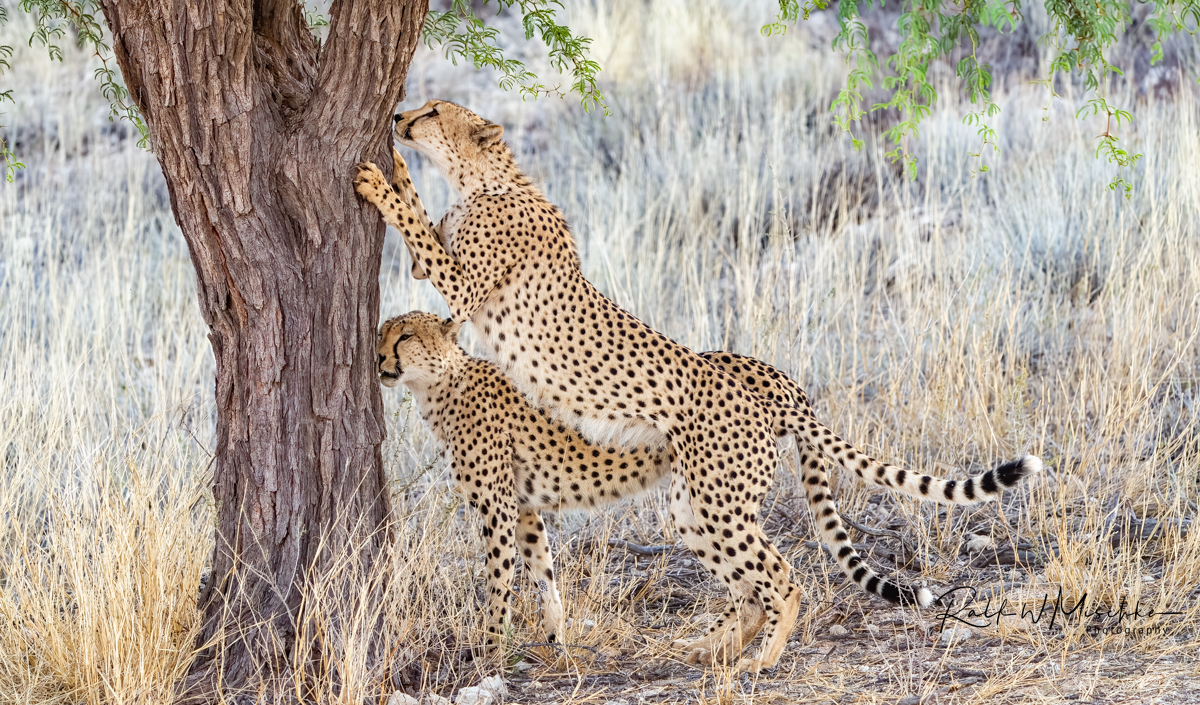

left=515, top=510, right=565, bottom=644
left=387, top=148, right=441, bottom=281
left=473, top=490, right=520, bottom=653
left=354, top=161, right=506, bottom=322
left=448, top=430, right=520, bottom=654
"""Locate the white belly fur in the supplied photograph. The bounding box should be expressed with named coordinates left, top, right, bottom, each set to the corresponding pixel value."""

left=470, top=309, right=667, bottom=451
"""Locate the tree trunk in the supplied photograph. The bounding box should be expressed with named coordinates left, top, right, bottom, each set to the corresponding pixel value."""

left=97, top=0, right=428, bottom=699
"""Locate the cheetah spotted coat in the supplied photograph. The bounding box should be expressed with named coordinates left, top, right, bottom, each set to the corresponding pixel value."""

left=378, top=312, right=1039, bottom=655
left=356, top=100, right=1041, bottom=670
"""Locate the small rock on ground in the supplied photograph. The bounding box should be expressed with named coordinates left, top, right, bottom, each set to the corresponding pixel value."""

left=454, top=675, right=507, bottom=705
left=938, top=627, right=974, bottom=645
left=964, top=533, right=996, bottom=553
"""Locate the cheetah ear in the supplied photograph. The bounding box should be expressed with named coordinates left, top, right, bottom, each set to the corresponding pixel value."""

left=471, top=122, right=504, bottom=149
left=441, top=317, right=462, bottom=340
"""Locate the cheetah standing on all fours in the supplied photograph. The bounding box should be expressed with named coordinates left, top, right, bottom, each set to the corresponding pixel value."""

left=376, top=312, right=1040, bottom=660
left=354, top=99, right=1041, bottom=671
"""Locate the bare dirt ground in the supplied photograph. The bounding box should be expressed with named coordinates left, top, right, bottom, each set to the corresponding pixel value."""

left=390, top=487, right=1200, bottom=704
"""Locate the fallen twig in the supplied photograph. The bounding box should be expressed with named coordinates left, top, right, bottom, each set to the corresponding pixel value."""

left=842, top=514, right=911, bottom=547
left=519, top=641, right=603, bottom=661
left=607, top=538, right=675, bottom=556
left=968, top=542, right=1044, bottom=569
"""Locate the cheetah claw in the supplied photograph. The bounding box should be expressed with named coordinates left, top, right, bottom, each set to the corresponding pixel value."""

left=353, top=162, right=388, bottom=201
left=389, top=148, right=415, bottom=198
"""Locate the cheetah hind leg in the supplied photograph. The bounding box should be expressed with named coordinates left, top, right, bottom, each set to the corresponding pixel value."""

left=685, top=543, right=798, bottom=674
left=704, top=598, right=768, bottom=667
left=667, top=473, right=768, bottom=666
left=670, top=602, right=763, bottom=667
left=666, top=473, right=730, bottom=664
left=737, top=584, right=803, bottom=674
left=724, top=521, right=802, bottom=673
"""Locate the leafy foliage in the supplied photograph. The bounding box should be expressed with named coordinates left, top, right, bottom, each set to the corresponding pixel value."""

left=2, top=0, right=1192, bottom=186
left=422, top=0, right=606, bottom=114
left=2, top=4, right=23, bottom=182
left=767, top=0, right=1199, bottom=191
left=0, top=0, right=148, bottom=182
left=305, top=6, right=329, bottom=31
left=1, top=0, right=606, bottom=181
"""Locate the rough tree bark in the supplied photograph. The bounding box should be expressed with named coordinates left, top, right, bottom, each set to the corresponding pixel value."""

left=96, top=0, right=429, bottom=699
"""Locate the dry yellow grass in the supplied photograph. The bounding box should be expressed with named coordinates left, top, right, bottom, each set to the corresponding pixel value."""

left=2, top=1, right=1199, bottom=703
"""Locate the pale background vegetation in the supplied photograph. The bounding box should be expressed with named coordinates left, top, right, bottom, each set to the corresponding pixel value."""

left=2, top=1, right=1199, bottom=703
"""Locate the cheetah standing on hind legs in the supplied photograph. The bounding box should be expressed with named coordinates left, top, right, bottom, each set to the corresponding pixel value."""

left=354, top=99, right=1040, bottom=671
left=356, top=100, right=818, bottom=672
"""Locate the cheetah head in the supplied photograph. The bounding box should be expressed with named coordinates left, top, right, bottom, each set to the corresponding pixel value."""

left=377, top=311, right=463, bottom=389
left=392, top=100, right=505, bottom=176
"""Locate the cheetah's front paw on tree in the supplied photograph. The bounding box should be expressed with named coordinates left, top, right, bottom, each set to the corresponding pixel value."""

left=353, top=162, right=390, bottom=205
left=384, top=148, right=436, bottom=280
left=388, top=148, right=417, bottom=203
left=354, top=161, right=426, bottom=235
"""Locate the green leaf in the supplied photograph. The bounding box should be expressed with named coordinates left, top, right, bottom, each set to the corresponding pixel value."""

left=422, top=1, right=607, bottom=114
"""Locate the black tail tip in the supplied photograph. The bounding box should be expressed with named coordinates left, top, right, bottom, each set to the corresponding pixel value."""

left=994, top=455, right=1042, bottom=488
left=881, top=581, right=935, bottom=608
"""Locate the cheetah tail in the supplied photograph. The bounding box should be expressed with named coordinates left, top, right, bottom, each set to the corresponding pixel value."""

left=792, top=413, right=1042, bottom=504
left=796, top=442, right=934, bottom=609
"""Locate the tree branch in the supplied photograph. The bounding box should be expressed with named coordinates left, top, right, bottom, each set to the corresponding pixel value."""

left=307, top=0, right=428, bottom=159
left=100, top=0, right=256, bottom=151
left=253, top=0, right=320, bottom=121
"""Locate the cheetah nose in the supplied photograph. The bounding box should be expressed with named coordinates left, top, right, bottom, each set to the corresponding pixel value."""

left=378, top=354, right=385, bottom=366
left=393, top=114, right=402, bottom=123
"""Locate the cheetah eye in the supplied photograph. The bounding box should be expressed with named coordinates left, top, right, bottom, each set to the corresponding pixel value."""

left=398, top=333, right=413, bottom=342
left=421, top=108, right=438, bottom=121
